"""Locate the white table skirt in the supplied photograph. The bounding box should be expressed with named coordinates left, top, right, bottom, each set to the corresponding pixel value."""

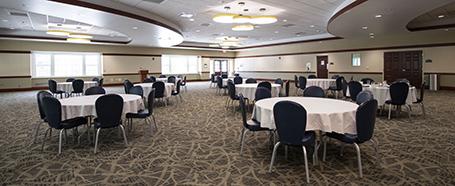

left=306, top=79, right=336, bottom=89
left=253, top=97, right=359, bottom=134
left=156, top=77, right=182, bottom=83
left=134, top=83, right=175, bottom=98
left=59, top=94, right=144, bottom=120
left=235, top=84, right=281, bottom=100
left=57, top=81, right=97, bottom=93
left=347, top=85, right=417, bottom=106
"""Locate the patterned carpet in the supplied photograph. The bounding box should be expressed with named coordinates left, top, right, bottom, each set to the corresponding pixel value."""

left=0, top=82, right=454, bottom=185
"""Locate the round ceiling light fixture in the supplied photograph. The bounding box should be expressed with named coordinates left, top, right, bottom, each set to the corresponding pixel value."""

left=68, top=33, right=93, bottom=39
left=46, top=30, right=70, bottom=36
left=232, top=24, right=254, bottom=31
left=213, top=13, right=236, bottom=23
left=250, top=16, right=277, bottom=24
left=66, top=38, right=91, bottom=43
left=233, top=15, right=251, bottom=23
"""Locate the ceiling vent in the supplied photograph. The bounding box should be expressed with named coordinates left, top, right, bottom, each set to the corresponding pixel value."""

left=9, top=11, right=28, bottom=17
left=142, top=0, right=167, bottom=4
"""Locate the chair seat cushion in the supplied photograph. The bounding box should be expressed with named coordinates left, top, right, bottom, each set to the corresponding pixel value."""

left=326, top=132, right=358, bottom=144
left=126, top=109, right=151, bottom=118
left=385, top=100, right=405, bottom=105
left=59, top=117, right=88, bottom=129
left=246, top=119, right=269, bottom=131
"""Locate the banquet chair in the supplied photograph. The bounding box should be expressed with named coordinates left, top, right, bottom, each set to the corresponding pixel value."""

left=412, top=83, right=426, bottom=117
left=98, top=78, right=104, bottom=87
left=294, top=75, right=300, bottom=95
left=356, top=90, right=374, bottom=105
left=257, top=81, right=272, bottom=91
left=348, top=81, right=363, bottom=102
left=71, top=79, right=84, bottom=97
left=274, top=78, right=284, bottom=87
left=385, top=82, right=410, bottom=120
left=171, top=80, right=183, bottom=103
left=269, top=101, right=317, bottom=183
left=331, top=75, right=340, bottom=79
left=342, top=78, right=348, bottom=99
left=123, top=80, right=133, bottom=94
left=254, top=87, right=272, bottom=101
left=323, top=99, right=379, bottom=178
left=143, top=78, right=154, bottom=83
left=221, top=73, right=228, bottom=78
left=93, top=94, right=128, bottom=153
left=226, top=81, right=240, bottom=112
left=41, top=96, right=88, bottom=154
left=284, top=80, right=290, bottom=97
left=92, top=77, right=99, bottom=83
left=126, top=89, right=157, bottom=135
left=216, top=76, right=227, bottom=95
left=149, top=76, right=157, bottom=83
left=48, top=79, right=67, bottom=99
left=234, top=76, right=243, bottom=84
left=360, top=78, right=375, bottom=85
left=177, top=75, right=183, bottom=78
left=245, top=78, right=257, bottom=84
left=303, top=86, right=325, bottom=98
left=33, top=91, right=53, bottom=144
left=180, top=76, right=187, bottom=92
left=159, top=75, right=166, bottom=78
left=329, top=76, right=344, bottom=99
left=167, top=76, right=176, bottom=84
left=128, top=86, right=144, bottom=98
left=152, top=81, right=167, bottom=106
left=308, top=75, right=317, bottom=79
left=394, top=78, right=410, bottom=84
left=85, top=86, right=106, bottom=95
left=210, top=74, right=217, bottom=88
left=66, top=78, right=75, bottom=82
left=298, top=76, right=307, bottom=95
left=239, top=95, right=273, bottom=155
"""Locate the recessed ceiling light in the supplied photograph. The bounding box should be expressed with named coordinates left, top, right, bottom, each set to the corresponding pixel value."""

left=232, top=24, right=254, bottom=31
left=9, top=27, right=15, bottom=30
left=196, top=30, right=200, bottom=32
left=316, top=29, right=320, bottom=32
left=438, top=15, right=445, bottom=19
left=310, top=25, right=315, bottom=28
left=362, top=26, right=368, bottom=30
left=179, top=13, right=193, bottom=18
left=445, top=28, right=449, bottom=31
left=259, top=8, right=266, bottom=12
left=46, top=30, right=70, bottom=36
left=1, top=19, right=8, bottom=22
left=274, top=31, right=279, bottom=34
left=69, top=33, right=93, bottom=39
left=189, top=18, right=195, bottom=22
left=67, top=38, right=91, bottom=43
left=132, top=27, right=138, bottom=30
left=238, top=2, right=245, bottom=6
left=375, top=14, right=382, bottom=18
left=282, top=19, right=287, bottom=22
left=370, top=35, right=375, bottom=39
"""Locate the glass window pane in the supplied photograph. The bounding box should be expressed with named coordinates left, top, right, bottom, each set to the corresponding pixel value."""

left=85, top=55, right=99, bottom=76
left=34, top=54, right=51, bottom=77
left=162, top=55, right=200, bottom=74
left=54, top=54, right=84, bottom=77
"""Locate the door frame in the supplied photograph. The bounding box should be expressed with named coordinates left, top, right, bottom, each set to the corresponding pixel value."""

left=316, top=55, right=329, bottom=78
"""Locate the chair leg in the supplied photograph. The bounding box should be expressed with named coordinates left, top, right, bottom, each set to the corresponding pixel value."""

left=94, top=128, right=101, bottom=153
left=146, top=117, right=153, bottom=135
left=370, top=138, right=380, bottom=164
left=32, top=121, right=43, bottom=144
left=313, top=140, right=319, bottom=166
left=119, top=125, right=128, bottom=146
left=354, top=143, right=363, bottom=178
left=240, top=128, right=248, bottom=155
left=421, top=103, right=426, bottom=118
left=58, top=129, right=64, bottom=155
left=285, top=145, right=288, bottom=160
left=268, top=142, right=281, bottom=172
left=388, top=104, right=392, bottom=120
left=302, top=146, right=310, bottom=183
left=41, top=128, right=50, bottom=151
left=152, top=114, right=158, bottom=130
left=406, top=105, right=412, bottom=119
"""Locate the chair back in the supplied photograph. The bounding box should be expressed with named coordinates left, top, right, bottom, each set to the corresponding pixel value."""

left=227, top=81, right=237, bottom=100
left=389, top=82, right=409, bottom=105
left=419, top=82, right=425, bottom=101
left=308, top=75, right=317, bottom=79
left=95, top=94, right=123, bottom=128
left=147, top=89, right=155, bottom=113
left=159, top=75, right=166, bottom=78
left=85, top=86, right=106, bottom=95
left=221, top=74, right=228, bottom=78
left=285, top=80, right=290, bottom=97
left=348, top=81, right=362, bottom=101
left=234, top=76, right=243, bottom=84
left=168, top=76, right=176, bottom=84
left=123, top=80, right=133, bottom=94
left=303, top=86, right=325, bottom=97
left=48, top=79, right=58, bottom=93
left=210, top=74, right=217, bottom=83
left=92, top=77, right=99, bottom=82
left=360, top=78, right=374, bottom=84
left=143, top=78, right=154, bottom=83
left=174, top=80, right=182, bottom=94
left=37, top=91, right=53, bottom=120
left=331, top=75, right=340, bottom=79
left=273, top=101, right=308, bottom=145
left=181, top=76, right=187, bottom=85
left=274, top=78, right=284, bottom=87
left=356, top=99, right=378, bottom=143
left=150, top=76, right=156, bottom=82
left=177, top=75, right=183, bottom=78
left=395, top=78, right=410, bottom=84
left=66, top=78, right=75, bottom=82
left=128, top=86, right=144, bottom=97
left=335, top=76, right=344, bottom=90
left=245, top=78, right=257, bottom=84
left=238, top=95, right=249, bottom=128
left=42, top=96, right=62, bottom=129
left=356, top=90, right=374, bottom=105
left=298, top=76, right=307, bottom=89
left=294, top=75, right=299, bottom=88
left=342, top=78, right=348, bottom=97
left=152, top=81, right=165, bottom=98
left=72, top=79, right=84, bottom=93
left=254, top=87, right=272, bottom=101
left=98, top=78, right=104, bottom=87
left=216, top=76, right=224, bottom=88
left=257, top=81, right=272, bottom=91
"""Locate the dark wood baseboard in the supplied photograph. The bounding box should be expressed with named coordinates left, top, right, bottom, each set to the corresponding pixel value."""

left=440, top=86, right=455, bottom=90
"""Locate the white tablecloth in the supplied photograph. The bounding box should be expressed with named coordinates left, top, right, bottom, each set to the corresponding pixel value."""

left=57, top=81, right=97, bottom=93
left=156, top=77, right=182, bottom=83
left=235, top=83, right=281, bottom=100
left=306, top=79, right=336, bottom=89
left=347, top=85, right=417, bottom=106
left=134, top=83, right=175, bottom=98
left=253, top=97, right=359, bottom=134
left=59, top=94, right=144, bottom=120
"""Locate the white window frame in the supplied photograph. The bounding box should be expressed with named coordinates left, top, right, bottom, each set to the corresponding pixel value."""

left=352, top=53, right=361, bottom=67
left=161, top=54, right=200, bottom=75
left=31, top=51, right=102, bottom=78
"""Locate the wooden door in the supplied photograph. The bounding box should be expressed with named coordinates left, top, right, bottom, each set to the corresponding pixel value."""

left=384, top=51, right=422, bottom=86
left=316, top=56, right=328, bottom=78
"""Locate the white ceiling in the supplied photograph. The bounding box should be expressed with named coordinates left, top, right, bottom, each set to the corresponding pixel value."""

left=112, top=0, right=345, bottom=47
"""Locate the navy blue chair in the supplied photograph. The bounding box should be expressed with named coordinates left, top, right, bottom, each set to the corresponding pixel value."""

left=98, top=78, right=104, bottom=87
left=303, top=86, right=325, bottom=98
left=269, top=101, right=317, bottom=183
left=274, top=78, right=284, bottom=87
left=294, top=75, right=300, bottom=95
left=171, top=80, right=183, bottom=103
left=385, top=82, right=410, bottom=119
left=143, top=78, right=154, bottom=83
left=216, top=76, right=227, bottom=95
left=152, top=81, right=167, bottom=106
left=413, top=82, right=426, bottom=117
left=234, top=76, right=243, bottom=84
left=342, top=78, right=348, bottom=99
left=308, top=75, right=317, bottom=79
left=85, top=86, right=106, bottom=95
left=123, top=80, right=133, bottom=94
left=331, top=75, right=340, bottom=79
left=150, top=76, right=157, bottom=83
left=323, top=99, right=379, bottom=178
left=284, top=80, right=290, bottom=97
left=298, top=76, right=307, bottom=95
left=66, top=78, right=75, bottom=82
left=245, top=78, right=257, bottom=84
left=48, top=79, right=67, bottom=98
left=126, top=89, right=157, bottom=134
left=41, top=96, right=88, bottom=154
left=239, top=94, right=273, bottom=155
left=348, top=81, right=363, bottom=102
left=167, top=76, right=176, bottom=84
left=356, top=90, right=374, bottom=105
left=254, top=87, right=272, bottom=101
left=128, top=86, right=144, bottom=98
left=360, top=78, right=374, bottom=84
left=257, top=81, right=272, bottom=91
left=92, top=77, right=99, bottom=83
left=71, top=79, right=84, bottom=96
left=93, top=94, right=128, bottom=153
left=210, top=74, right=217, bottom=88
left=159, top=75, right=166, bottom=78
left=180, top=76, right=187, bottom=92
left=221, top=74, right=228, bottom=78
left=33, top=91, right=53, bottom=144
left=226, top=81, right=240, bottom=111
left=329, top=76, right=345, bottom=99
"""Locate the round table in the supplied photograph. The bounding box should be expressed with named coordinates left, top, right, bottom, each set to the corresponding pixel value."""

left=235, top=83, right=281, bottom=100
left=156, top=77, right=182, bottom=83
left=253, top=97, right=359, bottom=134
left=59, top=94, right=144, bottom=120
left=57, top=81, right=98, bottom=93
left=134, top=83, right=175, bottom=98
left=306, top=79, right=336, bottom=89
left=347, top=85, right=417, bottom=106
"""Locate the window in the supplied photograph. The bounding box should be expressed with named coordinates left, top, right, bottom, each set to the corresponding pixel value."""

left=32, top=51, right=102, bottom=77
left=161, top=55, right=200, bottom=74
left=352, top=53, right=361, bottom=67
